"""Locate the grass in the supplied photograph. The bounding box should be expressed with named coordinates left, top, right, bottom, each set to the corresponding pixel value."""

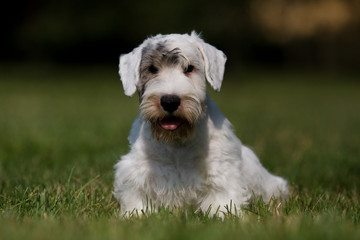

left=0, top=64, right=359, bottom=239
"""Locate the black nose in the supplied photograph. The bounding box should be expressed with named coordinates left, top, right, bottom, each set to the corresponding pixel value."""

left=160, top=95, right=181, bottom=113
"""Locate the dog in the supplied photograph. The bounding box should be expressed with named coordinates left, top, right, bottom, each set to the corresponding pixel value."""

left=114, top=32, right=289, bottom=216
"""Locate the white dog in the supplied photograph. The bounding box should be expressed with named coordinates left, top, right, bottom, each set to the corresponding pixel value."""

left=114, top=32, right=288, bottom=215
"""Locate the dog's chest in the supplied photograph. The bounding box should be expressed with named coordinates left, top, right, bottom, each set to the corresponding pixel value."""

left=141, top=143, right=208, bottom=205
left=153, top=159, right=203, bottom=184
left=147, top=144, right=206, bottom=184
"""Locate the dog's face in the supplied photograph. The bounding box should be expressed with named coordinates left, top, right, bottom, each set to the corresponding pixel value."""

left=119, top=32, right=227, bottom=143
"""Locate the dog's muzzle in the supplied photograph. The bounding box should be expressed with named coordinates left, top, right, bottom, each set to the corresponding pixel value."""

left=159, top=95, right=183, bottom=131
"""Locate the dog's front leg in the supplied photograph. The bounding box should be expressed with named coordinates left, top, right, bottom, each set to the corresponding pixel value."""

left=200, top=190, right=250, bottom=217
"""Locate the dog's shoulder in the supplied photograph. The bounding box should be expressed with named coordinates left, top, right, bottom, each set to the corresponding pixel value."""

left=128, top=116, right=153, bottom=145
left=206, top=97, right=237, bottom=140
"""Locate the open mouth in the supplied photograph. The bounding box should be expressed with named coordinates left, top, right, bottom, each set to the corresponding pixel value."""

left=159, top=116, right=183, bottom=131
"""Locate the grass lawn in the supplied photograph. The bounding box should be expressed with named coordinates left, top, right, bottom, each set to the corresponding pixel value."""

left=0, top=65, right=359, bottom=239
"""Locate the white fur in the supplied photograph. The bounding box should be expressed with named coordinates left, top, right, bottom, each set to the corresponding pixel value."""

left=114, top=32, right=288, bottom=216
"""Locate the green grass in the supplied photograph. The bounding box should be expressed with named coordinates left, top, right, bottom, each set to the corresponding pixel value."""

left=0, top=65, right=359, bottom=239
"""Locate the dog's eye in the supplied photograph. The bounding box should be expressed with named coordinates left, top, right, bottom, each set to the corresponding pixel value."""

left=149, top=65, right=158, bottom=74
left=184, top=65, right=194, bottom=73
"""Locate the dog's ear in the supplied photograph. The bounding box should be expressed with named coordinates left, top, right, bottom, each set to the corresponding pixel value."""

left=191, top=31, right=227, bottom=92
left=119, top=45, right=143, bottom=97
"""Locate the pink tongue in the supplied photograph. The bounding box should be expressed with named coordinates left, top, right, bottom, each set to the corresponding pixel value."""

left=160, top=117, right=182, bottom=130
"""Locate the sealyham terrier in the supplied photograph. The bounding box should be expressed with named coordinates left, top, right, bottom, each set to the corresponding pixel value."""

left=114, top=32, right=289, bottom=215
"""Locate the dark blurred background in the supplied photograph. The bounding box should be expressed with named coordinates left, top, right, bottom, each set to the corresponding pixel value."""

left=1, top=0, right=360, bottom=72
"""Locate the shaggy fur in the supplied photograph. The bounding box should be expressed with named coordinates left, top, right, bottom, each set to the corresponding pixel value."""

left=114, top=32, right=289, bottom=215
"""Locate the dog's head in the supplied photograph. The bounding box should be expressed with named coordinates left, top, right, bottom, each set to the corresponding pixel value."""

left=119, top=32, right=227, bottom=143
